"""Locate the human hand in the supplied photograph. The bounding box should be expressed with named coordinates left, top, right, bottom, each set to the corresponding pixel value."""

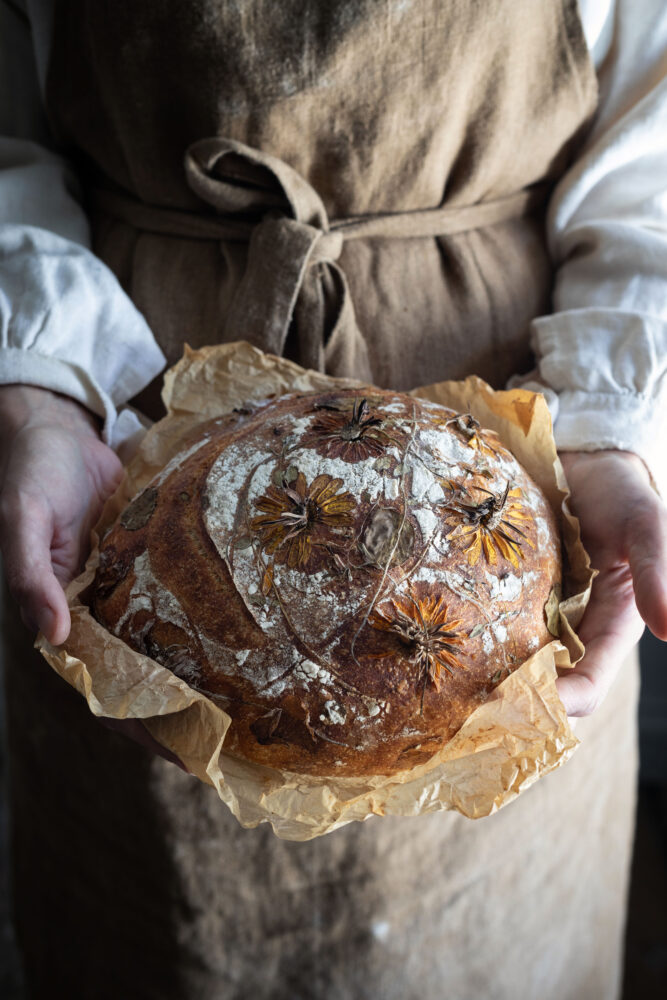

left=0, top=384, right=187, bottom=771
left=0, top=384, right=123, bottom=643
left=556, top=449, right=667, bottom=716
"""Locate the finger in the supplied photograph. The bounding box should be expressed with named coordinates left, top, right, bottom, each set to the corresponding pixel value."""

left=556, top=626, right=641, bottom=717
left=626, top=492, right=667, bottom=641
left=0, top=491, right=71, bottom=645
left=556, top=565, right=644, bottom=717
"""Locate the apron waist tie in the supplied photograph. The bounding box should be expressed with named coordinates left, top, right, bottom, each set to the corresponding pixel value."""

left=92, top=137, right=549, bottom=372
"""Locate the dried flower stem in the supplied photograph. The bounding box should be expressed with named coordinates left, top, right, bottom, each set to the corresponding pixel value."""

left=349, top=406, right=419, bottom=667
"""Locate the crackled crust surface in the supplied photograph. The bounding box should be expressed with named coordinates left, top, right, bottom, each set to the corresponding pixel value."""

left=90, top=389, right=561, bottom=776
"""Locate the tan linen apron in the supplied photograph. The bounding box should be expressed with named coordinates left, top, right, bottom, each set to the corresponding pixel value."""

left=2, top=2, right=639, bottom=998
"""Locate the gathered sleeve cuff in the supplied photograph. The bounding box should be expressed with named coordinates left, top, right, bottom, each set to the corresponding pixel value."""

left=0, top=220, right=166, bottom=446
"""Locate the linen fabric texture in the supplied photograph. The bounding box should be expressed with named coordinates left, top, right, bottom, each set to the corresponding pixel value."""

left=44, top=0, right=597, bottom=413
left=3, top=2, right=637, bottom=998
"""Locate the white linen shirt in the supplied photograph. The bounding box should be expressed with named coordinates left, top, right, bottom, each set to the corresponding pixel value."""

left=1, top=0, right=666, bottom=494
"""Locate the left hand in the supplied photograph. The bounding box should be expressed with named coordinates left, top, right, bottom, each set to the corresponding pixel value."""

left=556, top=449, right=667, bottom=716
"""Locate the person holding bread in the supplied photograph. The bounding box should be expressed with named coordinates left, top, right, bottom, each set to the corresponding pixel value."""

left=1, top=1, right=666, bottom=997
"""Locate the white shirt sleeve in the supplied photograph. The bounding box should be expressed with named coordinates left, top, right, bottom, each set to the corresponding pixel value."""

left=527, top=0, right=667, bottom=497
left=0, top=0, right=165, bottom=447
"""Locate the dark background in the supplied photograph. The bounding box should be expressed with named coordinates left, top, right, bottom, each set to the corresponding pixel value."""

left=624, top=629, right=667, bottom=995
left=1, top=628, right=666, bottom=998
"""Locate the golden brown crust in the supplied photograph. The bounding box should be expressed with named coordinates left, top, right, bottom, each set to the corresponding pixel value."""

left=90, top=389, right=561, bottom=777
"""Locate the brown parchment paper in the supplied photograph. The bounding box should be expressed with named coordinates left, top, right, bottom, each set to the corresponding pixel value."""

left=36, top=341, right=593, bottom=841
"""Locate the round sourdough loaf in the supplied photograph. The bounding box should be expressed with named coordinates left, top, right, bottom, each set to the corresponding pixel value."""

left=90, top=388, right=561, bottom=777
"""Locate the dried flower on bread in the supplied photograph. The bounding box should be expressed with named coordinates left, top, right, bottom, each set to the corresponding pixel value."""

left=304, top=396, right=405, bottom=462
left=250, top=471, right=355, bottom=570
left=444, top=483, right=535, bottom=569
left=369, top=589, right=467, bottom=693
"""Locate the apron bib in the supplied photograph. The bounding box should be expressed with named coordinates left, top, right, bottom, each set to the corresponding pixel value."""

left=44, top=0, right=596, bottom=411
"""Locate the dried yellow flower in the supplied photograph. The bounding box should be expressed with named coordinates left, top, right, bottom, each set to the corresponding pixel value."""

left=370, top=589, right=467, bottom=692
left=445, top=483, right=534, bottom=570
left=250, top=471, right=356, bottom=569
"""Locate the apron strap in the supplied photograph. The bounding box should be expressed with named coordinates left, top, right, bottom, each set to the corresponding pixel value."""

left=92, top=137, right=549, bottom=371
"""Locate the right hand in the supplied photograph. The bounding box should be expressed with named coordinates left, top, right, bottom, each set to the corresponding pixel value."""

left=0, top=384, right=123, bottom=644
left=0, top=383, right=188, bottom=771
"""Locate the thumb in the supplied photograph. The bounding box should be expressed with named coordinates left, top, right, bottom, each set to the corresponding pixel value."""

left=0, top=493, right=71, bottom=645
left=626, top=491, right=667, bottom=641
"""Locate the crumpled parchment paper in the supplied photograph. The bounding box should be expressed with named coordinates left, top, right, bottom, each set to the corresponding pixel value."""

left=36, top=341, right=592, bottom=841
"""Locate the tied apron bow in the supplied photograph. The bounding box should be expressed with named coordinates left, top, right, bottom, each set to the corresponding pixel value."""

left=93, top=137, right=548, bottom=372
